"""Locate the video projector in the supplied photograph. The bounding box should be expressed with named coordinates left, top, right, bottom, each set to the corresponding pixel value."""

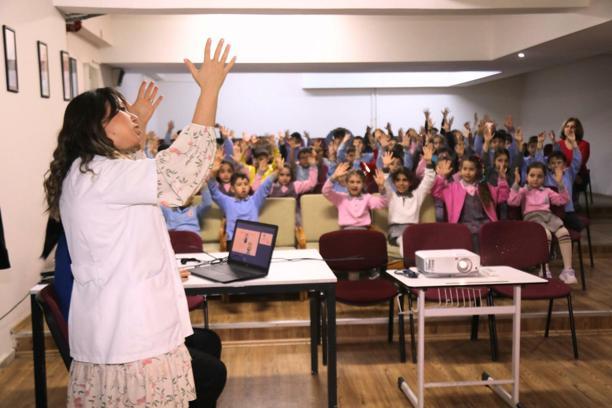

left=415, top=249, right=480, bottom=275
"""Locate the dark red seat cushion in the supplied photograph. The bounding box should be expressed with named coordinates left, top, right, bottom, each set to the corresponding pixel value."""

left=187, top=295, right=205, bottom=310
left=336, top=279, right=398, bottom=305
left=493, top=278, right=570, bottom=300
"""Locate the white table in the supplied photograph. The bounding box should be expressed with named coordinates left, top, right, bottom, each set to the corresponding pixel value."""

left=387, top=266, right=546, bottom=408
left=179, top=249, right=339, bottom=408
left=31, top=249, right=338, bottom=408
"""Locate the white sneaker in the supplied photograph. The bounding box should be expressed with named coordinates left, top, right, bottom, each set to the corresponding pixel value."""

left=539, top=264, right=552, bottom=279
left=559, top=268, right=578, bottom=285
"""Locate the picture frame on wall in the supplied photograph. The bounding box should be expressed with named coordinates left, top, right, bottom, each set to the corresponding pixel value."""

left=69, top=57, right=78, bottom=98
left=2, top=25, right=18, bottom=93
left=60, top=50, right=71, bottom=101
left=37, top=41, right=50, bottom=98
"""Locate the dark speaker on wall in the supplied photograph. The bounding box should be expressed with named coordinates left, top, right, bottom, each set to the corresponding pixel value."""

left=111, top=68, right=125, bottom=87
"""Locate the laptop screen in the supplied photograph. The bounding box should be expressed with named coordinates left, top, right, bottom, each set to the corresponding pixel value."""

left=228, top=220, right=278, bottom=270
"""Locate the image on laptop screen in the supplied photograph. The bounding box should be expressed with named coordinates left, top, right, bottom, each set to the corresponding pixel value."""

left=228, top=220, right=278, bottom=270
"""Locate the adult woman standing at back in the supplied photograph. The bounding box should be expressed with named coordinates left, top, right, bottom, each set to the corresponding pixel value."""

left=556, top=117, right=590, bottom=202
left=43, top=39, right=235, bottom=407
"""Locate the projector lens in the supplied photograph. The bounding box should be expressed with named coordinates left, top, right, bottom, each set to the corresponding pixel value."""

left=457, top=258, right=472, bottom=273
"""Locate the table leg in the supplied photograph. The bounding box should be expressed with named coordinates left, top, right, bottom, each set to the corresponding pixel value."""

left=417, top=289, right=425, bottom=408
left=325, top=286, right=337, bottom=408
left=512, top=285, right=522, bottom=404
left=310, top=291, right=318, bottom=374
left=31, top=294, right=47, bottom=408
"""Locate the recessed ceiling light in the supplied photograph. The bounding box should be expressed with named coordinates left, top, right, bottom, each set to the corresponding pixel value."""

left=518, top=52, right=525, bottom=58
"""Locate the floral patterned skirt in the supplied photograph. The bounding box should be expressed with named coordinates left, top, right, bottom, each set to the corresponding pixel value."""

left=67, top=344, right=195, bottom=407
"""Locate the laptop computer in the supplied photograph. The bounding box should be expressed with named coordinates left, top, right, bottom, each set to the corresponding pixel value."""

left=189, top=219, right=278, bottom=283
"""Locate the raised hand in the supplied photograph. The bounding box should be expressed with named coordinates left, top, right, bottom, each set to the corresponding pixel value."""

left=496, top=161, right=508, bottom=180
left=374, top=168, right=386, bottom=188
left=211, top=149, right=224, bottom=173
left=484, top=122, right=494, bottom=142
left=184, top=38, right=236, bottom=93
left=537, top=131, right=546, bottom=145
left=448, top=116, right=454, bottom=129
left=514, top=127, right=524, bottom=144
left=382, top=151, right=393, bottom=168
left=167, top=120, right=175, bottom=131
left=232, top=143, right=243, bottom=163
left=274, top=156, right=285, bottom=170
left=126, top=81, right=163, bottom=130
left=423, top=143, right=434, bottom=163
left=436, top=159, right=453, bottom=177
left=548, top=130, right=556, bottom=143
left=332, top=162, right=350, bottom=181
left=441, top=107, right=450, bottom=118
left=554, top=166, right=564, bottom=185
left=514, top=167, right=521, bottom=186
left=424, top=108, right=430, bottom=118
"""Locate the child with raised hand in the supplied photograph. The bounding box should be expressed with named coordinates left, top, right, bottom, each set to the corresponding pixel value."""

left=322, top=163, right=388, bottom=230
left=386, top=143, right=436, bottom=253
left=208, top=151, right=279, bottom=248
left=433, top=155, right=509, bottom=251
left=161, top=187, right=212, bottom=233
left=508, top=163, right=576, bottom=284
left=269, top=154, right=318, bottom=197
left=545, top=130, right=583, bottom=230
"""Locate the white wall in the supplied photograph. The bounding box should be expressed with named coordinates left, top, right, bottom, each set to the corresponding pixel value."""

left=0, top=0, right=102, bottom=363
left=127, top=73, right=524, bottom=139
left=520, top=54, right=612, bottom=195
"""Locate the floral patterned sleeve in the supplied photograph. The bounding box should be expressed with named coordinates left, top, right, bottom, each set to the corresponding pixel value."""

left=156, top=124, right=217, bottom=207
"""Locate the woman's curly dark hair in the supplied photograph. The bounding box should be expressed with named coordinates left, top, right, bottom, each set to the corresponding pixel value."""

left=44, top=87, right=127, bottom=220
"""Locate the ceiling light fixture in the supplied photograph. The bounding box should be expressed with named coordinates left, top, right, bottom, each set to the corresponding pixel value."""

left=301, top=71, right=502, bottom=89
left=517, top=52, right=525, bottom=58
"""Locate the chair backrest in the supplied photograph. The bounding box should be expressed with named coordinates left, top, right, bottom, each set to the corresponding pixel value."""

left=169, top=230, right=204, bottom=254
left=300, top=194, right=339, bottom=248
left=319, top=229, right=387, bottom=271
left=371, top=194, right=438, bottom=235
left=36, top=284, right=71, bottom=369
left=199, top=202, right=224, bottom=246
left=402, top=223, right=473, bottom=267
left=479, top=221, right=549, bottom=269
left=259, top=197, right=296, bottom=248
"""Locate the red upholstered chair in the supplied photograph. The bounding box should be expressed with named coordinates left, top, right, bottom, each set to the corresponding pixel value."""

left=36, top=284, right=72, bottom=369
left=402, top=223, right=498, bottom=363
left=319, top=230, right=405, bottom=362
left=168, top=230, right=209, bottom=327
left=479, top=221, right=578, bottom=359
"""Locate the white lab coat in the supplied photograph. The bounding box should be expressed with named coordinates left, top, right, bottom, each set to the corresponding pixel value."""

left=60, top=155, right=193, bottom=364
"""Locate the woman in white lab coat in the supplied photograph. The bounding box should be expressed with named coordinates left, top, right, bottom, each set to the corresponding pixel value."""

left=43, top=39, right=235, bottom=407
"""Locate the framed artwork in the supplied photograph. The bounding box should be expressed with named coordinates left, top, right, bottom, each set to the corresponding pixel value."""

left=69, top=57, right=78, bottom=98
left=37, top=41, right=50, bottom=98
left=2, top=25, right=18, bottom=93
left=60, top=50, right=71, bottom=100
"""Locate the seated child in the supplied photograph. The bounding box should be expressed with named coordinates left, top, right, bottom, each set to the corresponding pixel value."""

left=161, top=187, right=212, bottom=234
left=546, top=148, right=582, bottom=230
left=322, top=163, right=388, bottom=230
left=433, top=155, right=509, bottom=251
left=270, top=156, right=318, bottom=197
left=242, top=142, right=279, bottom=191
left=209, top=157, right=278, bottom=248
left=386, top=143, right=436, bottom=254
left=507, top=163, right=576, bottom=284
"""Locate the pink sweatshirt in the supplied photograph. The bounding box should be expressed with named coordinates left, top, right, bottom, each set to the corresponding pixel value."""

left=431, top=176, right=509, bottom=223
left=322, top=179, right=388, bottom=228
left=507, top=184, right=569, bottom=214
